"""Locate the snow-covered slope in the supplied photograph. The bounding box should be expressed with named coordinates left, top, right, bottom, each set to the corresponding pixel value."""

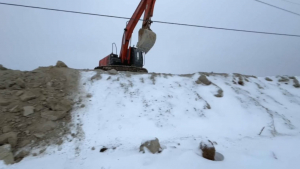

left=2, top=71, right=300, bottom=169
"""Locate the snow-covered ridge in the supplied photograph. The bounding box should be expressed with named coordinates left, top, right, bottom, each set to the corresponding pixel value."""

left=3, top=71, right=300, bottom=169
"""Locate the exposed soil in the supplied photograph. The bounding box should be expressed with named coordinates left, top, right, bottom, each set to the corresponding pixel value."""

left=0, top=64, right=80, bottom=163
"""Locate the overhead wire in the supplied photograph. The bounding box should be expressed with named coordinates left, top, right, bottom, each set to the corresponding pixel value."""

left=253, top=0, right=300, bottom=16
left=278, top=0, right=300, bottom=6
left=0, top=2, right=300, bottom=38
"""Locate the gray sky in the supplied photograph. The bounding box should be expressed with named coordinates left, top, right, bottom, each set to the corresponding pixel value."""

left=0, top=0, right=299, bottom=76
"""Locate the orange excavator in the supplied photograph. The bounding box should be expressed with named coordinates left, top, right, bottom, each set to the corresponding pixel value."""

left=95, top=0, right=156, bottom=73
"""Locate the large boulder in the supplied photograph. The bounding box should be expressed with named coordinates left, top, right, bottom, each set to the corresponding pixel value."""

left=0, top=132, right=18, bottom=148
left=200, top=140, right=215, bottom=161
left=196, top=75, right=211, bottom=85
left=41, top=111, right=67, bottom=121
left=0, top=144, right=14, bottom=165
left=140, top=138, right=162, bottom=154
left=55, top=61, right=68, bottom=68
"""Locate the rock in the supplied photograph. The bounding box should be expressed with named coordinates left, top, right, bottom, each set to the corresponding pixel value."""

left=196, top=75, right=211, bottom=85
left=15, top=91, right=24, bottom=96
left=0, top=64, right=8, bottom=70
left=37, top=121, right=57, bottom=131
left=18, top=140, right=31, bottom=147
left=2, top=126, right=12, bottom=133
left=91, top=73, right=102, bottom=81
left=47, top=99, right=72, bottom=112
left=100, top=147, right=108, bottom=153
left=278, top=77, right=289, bottom=82
left=91, top=147, right=95, bottom=151
left=86, top=93, right=92, bottom=98
left=80, top=104, right=85, bottom=108
left=0, top=132, right=18, bottom=147
left=200, top=140, right=215, bottom=161
left=9, top=105, right=20, bottom=113
left=55, top=61, right=68, bottom=68
left=294, top=78, right=300, bottom=88
left=108, top=69, right=118, bottom=75
left=265, top=77, right=273, bottom=81
left=34, top=133, right=45, bottom=139
left=14, top=150, right=29, bottom=161
left=16, top=78, right=25, bottom=88
left=0, top=144, right=14, bottom=165
left=23, top=106, right=35, bottom=116
left=140, top=138, right=162, bottom=154
left=0, top=97, right=10, bottom=106
left=214, top=89, right=223, bottom=98
left=20, top=92, right=37, bottom=101
left=41, top=111, right=67, bottom=121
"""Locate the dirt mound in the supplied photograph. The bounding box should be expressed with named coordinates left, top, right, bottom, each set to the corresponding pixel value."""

left=0, top=65, right=80, bottom=163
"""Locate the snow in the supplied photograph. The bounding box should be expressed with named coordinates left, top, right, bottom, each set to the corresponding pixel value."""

left=1, top=72, right=300, bottom=169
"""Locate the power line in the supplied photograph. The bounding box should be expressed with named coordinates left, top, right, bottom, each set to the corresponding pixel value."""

left=0, top=2, right=300, bottom=38
left=253, top=0, right=300, bottom=16
left=279, top=0, right=300, bottom=6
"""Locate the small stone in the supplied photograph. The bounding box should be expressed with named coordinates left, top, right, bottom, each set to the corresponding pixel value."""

left=108, top=69, right=118, bottom=75
left=23, top=106, right=35, bottom=116
left=91, top=147, right=95, bottom=151
left=0, top=132, right=18, bottom=147
left=100, top=147, right=108, bottom=153
left=265, top=77, right=273, bottom=81
left=0, top=64, right=8, bottom=70
left=140, top=138, right=162, bottom=154
left=15, top=91, right=24, bottom=96
left=18, top=140, right=31, bottom=147
left=214, top=89, right=223, bottom=98
left=20, top=92, right=37, bottom=101
left=278, top=77, right=289, bottom=82
left=55, top=61, right=68, bottom=68
left=0, top=144, right=14, bottom=165
left=0, top=97, right=10, bottom=106
left=80, top=104, right=85, bottom=108
left=200, top=140, right=215, bottom=161
left=196, top=75, right=211, bottom=85
left=14, top=150, right=29, bottom=160
left=2, top=126, right=12, bottom=133
left=37, top=121, right=57, bottom=131
left=86, top=93, right=92, bottom=98
left=16, top=78, right=25, bottom=88
left=41, top=111, right=67, bottom=121
left=9, top=105, right=20, bottom=113
left=39, top=148, right=46, bottom=154
left=34, top=133, right=45, bottom=139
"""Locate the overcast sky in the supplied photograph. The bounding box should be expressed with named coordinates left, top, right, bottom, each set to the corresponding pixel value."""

left=0, top=0, right=299, bottom=76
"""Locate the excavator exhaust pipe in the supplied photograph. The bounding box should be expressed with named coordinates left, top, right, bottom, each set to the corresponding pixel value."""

left=137, top=28, right=156, bottom=54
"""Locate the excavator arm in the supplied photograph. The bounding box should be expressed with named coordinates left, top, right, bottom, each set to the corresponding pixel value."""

left=120, top=0, right=156, bottom=64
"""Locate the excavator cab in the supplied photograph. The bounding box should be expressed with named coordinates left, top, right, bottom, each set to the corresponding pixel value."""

left=130, top=47, right=144, bottom=67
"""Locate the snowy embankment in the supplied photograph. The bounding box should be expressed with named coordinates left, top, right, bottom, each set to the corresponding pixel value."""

left=2, top=71, right=300, bottom=169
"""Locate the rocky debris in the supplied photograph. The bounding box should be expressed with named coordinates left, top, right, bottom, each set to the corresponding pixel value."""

left=265, top=77, right=273, bottom=81
left=14, top=150, right=29, bottom=162
left=23, top=106, right=35, bottom=117
left=55, top=61, right=68, bottom=68
left=0, top=132, right=18, bottom=148
left=108, top=69, right=118, bottom=75
left=36, top=121, right=57, bottom=131
left=196, top=75, right=212, bottom=85
left=16, top=78, right=25, bottom=88
left=41, top=111, right=67, bottom=121
left=0, top=64, right=8, bottom=70
left=47, top=99, right=72, bottom=112
left=140, top=138, right=162, bottom=154
left=2, top=126, right=12, bottom=133
left=15, top=91, right=24, bottom=96
left=20, top=92, right=37, bottom=102
left=293, top=78, right=300, bottom=88
left=0, top=97, right=10, bottom=106
left=200, top=140, right=215, bottom=161
left=0, top=144, right=14, bottom=165
left=278, top=76, right=289, bottom=82
left=214, top=89, right=224, bottom=98
left=34, top=133, right=45, bottom=139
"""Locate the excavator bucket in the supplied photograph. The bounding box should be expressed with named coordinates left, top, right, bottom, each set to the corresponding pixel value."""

left=137, top=28, right=156, bottom=54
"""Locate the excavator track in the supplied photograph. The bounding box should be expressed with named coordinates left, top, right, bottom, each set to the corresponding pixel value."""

left=95, top=66, right=148, bottom=73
